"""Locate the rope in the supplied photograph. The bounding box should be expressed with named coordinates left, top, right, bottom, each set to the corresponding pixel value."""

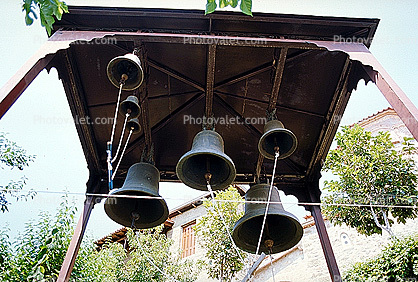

left=112, top=129, right=133, bottom=180
left=109, top=83, right=123, bottom=146
left=255, top=151, right=280, bottom=256
left=206, top=180, right=246, bottom=265
left=111, top=113, right=129, bottom=163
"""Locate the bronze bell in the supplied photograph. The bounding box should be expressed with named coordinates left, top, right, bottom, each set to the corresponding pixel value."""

left=258, top=119, right=297, bottom=160
left=107, top=53, right=144, bottom=91
left=232, top=183, right=303, bottom=254
left=104, top=162, right=168, bottom=228
left=127, top=118, right=141, bottom=134
left=176, top=129, right=236, bottom=191
left=120, top=95, right=141, bottom=118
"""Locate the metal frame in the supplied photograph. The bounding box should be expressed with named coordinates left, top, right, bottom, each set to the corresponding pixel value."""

left=1, top=29, right=417, bottom=281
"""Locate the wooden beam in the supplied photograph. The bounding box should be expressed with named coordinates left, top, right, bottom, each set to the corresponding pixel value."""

left=57, top=195, right=96, bottom=282
left=307, top=179, right=341, bottom=282
left=311, top=42, right=418, bottom=141
left=310, top=204, right=341, bottom=282
left=148, top=59, right=205, bottom=92
left=363, top=63, right=418, bottom=140
left=306, top=57, right=352, bottom=177
left=0, top=40, right=67, bottom=118
left=256, top=48, right=287, bottom=179
left=59, top=50, right=101, bottom=173
left=205, top=44, right=216, bottom=119
left=268, top=48, right=288, bottom=111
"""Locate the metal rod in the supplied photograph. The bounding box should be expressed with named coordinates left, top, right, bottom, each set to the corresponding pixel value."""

left=241, top=253, right=266, bottom=282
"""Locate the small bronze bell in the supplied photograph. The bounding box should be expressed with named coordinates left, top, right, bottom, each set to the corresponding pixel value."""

left=232, top=183, right=303, bottom=254
left=176, top=129, right=236, bottom=191
left=127, top=118, right=141, bottom=134
left=120, top=95, right=141, bottom=118
left=258, top=119, right=297, bottom=160
left=107, top=53, right=144, bottom=91
left=104, top=162, right=168, bottom=228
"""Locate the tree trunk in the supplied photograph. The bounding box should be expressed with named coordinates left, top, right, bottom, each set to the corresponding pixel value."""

left=369, top=205, right=396, bottom=239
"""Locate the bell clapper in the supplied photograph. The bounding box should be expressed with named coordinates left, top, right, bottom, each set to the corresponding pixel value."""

left=130, top=211, right=140, bottom=231
left=274, top=146, right=280, bottom=159
left=264, top=239, right=274, bottom=250
left=205, top=172, right=212, bottom=186
left=120, top=73, right=128, bottom=85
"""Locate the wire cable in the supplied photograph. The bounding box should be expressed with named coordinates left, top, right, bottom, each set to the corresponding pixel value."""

left=1, top=189, right=417, bottom=209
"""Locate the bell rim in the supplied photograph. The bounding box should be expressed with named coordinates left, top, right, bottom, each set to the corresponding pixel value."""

left=176, top=149, right=236, bottom=191
left=258, top=127, right=298, bottom=160
left=232, top=210, right=303, bottom=254
left=106, top=55, right=144, bottom=91
left=104, top=193, right=169, bottom=228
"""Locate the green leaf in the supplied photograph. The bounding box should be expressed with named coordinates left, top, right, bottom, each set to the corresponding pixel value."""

left=37, top=248, right=47, bottom=261
left=240, top=0, right=253, bottom=16
left=230, top=0, right=239, bottom=8
left=219, top=0, right=228, bottom=8
left=205, top=0, right=217, bottom=15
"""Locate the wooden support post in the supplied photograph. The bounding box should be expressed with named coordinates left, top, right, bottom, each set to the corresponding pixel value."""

left=57, top=195, right=96, bottom=282
left=308, top=176, right=341, bottom=282
left=363, top=61, right=418, bottom=140
left=310, top=204, right=341, bottom=282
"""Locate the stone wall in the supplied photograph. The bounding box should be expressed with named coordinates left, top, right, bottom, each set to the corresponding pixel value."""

left=252, top=218, right=418, bottom=282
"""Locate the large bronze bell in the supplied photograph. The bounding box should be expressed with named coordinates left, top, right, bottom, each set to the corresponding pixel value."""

left=104, top=162, right=168, bottom=228
left=258, top=119, right=297, bottom=160
left=176, top=129, right=236, bottom=191
left=120, top=95, right=141, bottom=118
left=232, top=183, right=303, bottom=254
left=107, top=53, right=144, bottom=91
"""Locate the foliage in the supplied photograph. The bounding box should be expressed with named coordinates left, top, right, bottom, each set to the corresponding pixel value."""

left=205, top=0, right=253, bottom=16
left=22, top=0, right=68, bottom=35
left=0, top=196, right=89, bottom=281
left=322, top=125, right=418, bottom=237
left=0, top=133, right=36, bottom=212
left=22, top=0, right=252, bottom=35
left=0, top=194, right=199, bottom=281
left=194, top=186, right=248, bottom=281
left=83, top=227, right=200, bottom=282
left=344, top=234, right=418, bottom=281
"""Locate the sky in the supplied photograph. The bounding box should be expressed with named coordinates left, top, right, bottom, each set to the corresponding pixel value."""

left=0, top=0, right=417, bottom=241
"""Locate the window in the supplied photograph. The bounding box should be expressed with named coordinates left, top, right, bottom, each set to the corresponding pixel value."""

left=181, top=221, right=196, bottom=258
